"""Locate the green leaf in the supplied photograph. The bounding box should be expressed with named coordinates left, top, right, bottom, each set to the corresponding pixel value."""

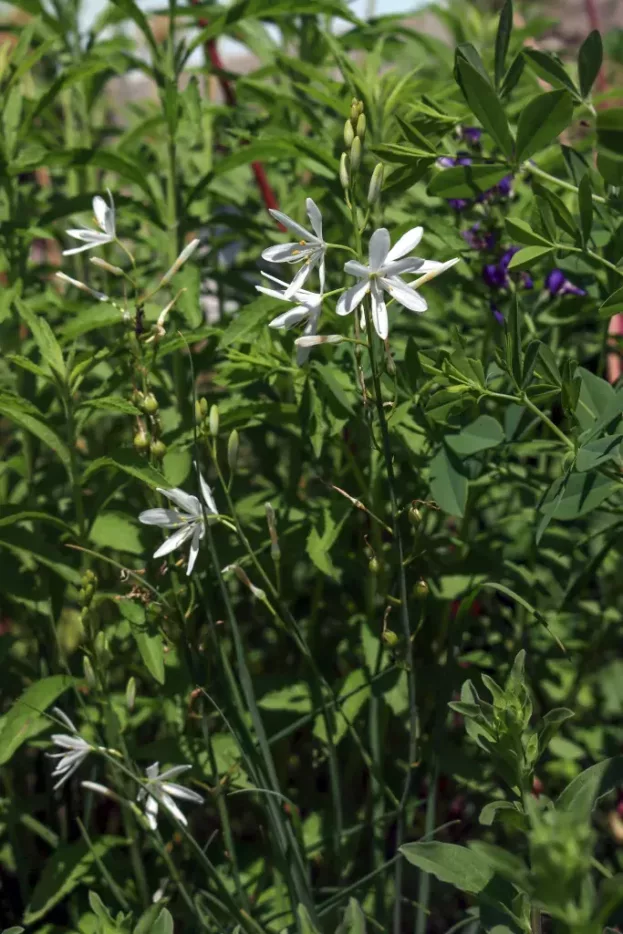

left=0, top=675, right=75, bottom=766
left=578, top=30, right=603, bottom=99
left=24, top=836, right=125, bottom=924
left=505, top=217, right=553, bottom=247
left=335, top=898, right=366, bottom=934
left=109, top=0, right=157, bottom=55
left=506, top=294, right=523, bottom=385
left=507, top=245, right=553, bottom=271
left=537, top=343, right=562, bottom=385
left=90, top=512, right=143, bottom=555
left=0, top=396, right=71, bottom=473
left=539, top=472, right=616, bottom=520
left=220, top=295, right=278, bottom=348
left=2, top=928, right=25, bottom=934
left=297, top=905, right=321, bottom=934
left=429, top=448, right=468, bottom=517
left=400, top=842, right=494, bottom=893
left=15, top=300, right=65, bottom=380
left=539, top=707, right=575, bottom=751
left=306, top=508, right=345, bottom=581
left=83, top=451, right=167, bottom=489
left=516, top=90, right=574, bottom=162
left=523, top=49, right=580, bottom=99
left=494, top=0, right=513, bottom=88
left=557, top=756, right=623, bottom=819
left=533, top=183, right=578, bottom=239
left=446, top=415, right=505, bottom=455
left=479, top=800, right=522, bottom=827
left=79, top=396, right=140, bottom=416
left=455, top=58, right=514, bottom=160
left=259, top=684, right=312, bottom=715
left=575, top=435, right=623, bottom=472
left=60, top=304, right=122, bottom=342
left=119, top=600, right=165, bottom=684
left=578, top=174, right=593, bottom=246
left=151, top=908, right=174, bottom=934
left=428, top=164, right=510, bottom=198
left=41, top=149, right=153, bottom=199
left=598, top=285, right=623, bottom=319
left=596, top=108, right=623, bottom=157
left=314, top=668, right=369, bottom=746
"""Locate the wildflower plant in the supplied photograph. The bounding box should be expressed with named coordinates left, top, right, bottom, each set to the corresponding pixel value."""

left=1, top=0, right=623, bottom=932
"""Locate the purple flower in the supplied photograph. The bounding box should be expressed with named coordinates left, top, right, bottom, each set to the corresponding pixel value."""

left=522, top=273, right=534, bottom=290
left=461, top=126, right=482, bottom=146
left=483, top=263, right=507, bottom=289
left=462, top=223, right=496, bottom=251
left=491, top=303, right=505, bottom=325
left=437, top=156, right=455, bottom=169
left=437, top=154, right=473, bottom=169
left=496, top=175, right=513, bottom=198
left=448, top=198, right=469, bottom=212
left=545, top=269, right=586, bottom=297
left=499, top=246, right=520, bottom=269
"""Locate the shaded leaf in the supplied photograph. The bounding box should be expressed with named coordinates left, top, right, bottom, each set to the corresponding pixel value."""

left=516, top=90, right=574, bottom=162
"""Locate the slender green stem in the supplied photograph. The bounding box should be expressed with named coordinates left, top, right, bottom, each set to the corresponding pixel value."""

left=523, top=162, right=607, bottom=205
left=486, top=389, right=574, bottom=451
left=415, top=763, right=438, bottom=934
left=565, top=244, right=623, bottom=278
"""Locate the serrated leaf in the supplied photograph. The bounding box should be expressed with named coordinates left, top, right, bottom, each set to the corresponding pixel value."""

left=0, top=675, right=75, bottom=766
left=400, top=842, right=494, bottom=893
left=220, top=295, right=277, bottom=348
left=79, top=396, right=140, bottom=415
left=516, top=90, right=574, bottom=162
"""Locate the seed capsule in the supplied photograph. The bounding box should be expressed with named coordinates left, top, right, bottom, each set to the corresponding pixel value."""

left=382, top=629, right=399, bottom=647
left=142, top=393, right=159, bottom=415
left=408, top=506, right=422, bottom=527
left=414, top=579, right=429, bottom=598
left=150, top=439, right=166, bottom=460
left=133, top=430, right=150, bottom=454
left=369, top=556, right=380, bottom=574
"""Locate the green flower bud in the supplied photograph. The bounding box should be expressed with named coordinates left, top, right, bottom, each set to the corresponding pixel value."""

left=142, top=392, right=159, bottom=415
left=344, top=119, right=354, bottom=148
left=94, top=631, right=110, bottom=664
left=408, top=506, right=422, bottom=527
left=368, top=163, right=384, bottom=205
left=339, top=152, right=350, bottom=189
left=209, top=404, right=219, bottom=437
left=78, top=588, right=86, bottom=605
left=356, top=113, right=366, bottom=141
left=350, top=137, right=362, bottom=172
left=195, top=400, right=204, bottom=424
left=133, top=430, right=150, bottom=454
left=126, top=676, right=136, bottom=712
left=414, top=579, right=429, bottom=599
left=150, top=439, right=166, bottom=460
left=382, top=629, right=399, bottom=647
left=83, top=655, right=96, bottom=688
left=227, top=429, right=239, bottom=471
left=368, top=556, right=380, bottom=574
left=350, top=101, right=359, bottom=122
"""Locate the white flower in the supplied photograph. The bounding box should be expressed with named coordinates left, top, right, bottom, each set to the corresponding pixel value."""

left=337, top=226, right=459, bottom=339
left=256, top=273, right=322, bottom=364
left=63, top=190, right=116, bottom=256
left=262, top=199, right=326, bottom=298
left=47, top=707, right=92, bottom=790
left=137, top=762, right=203, bottom=831
left=138, top=472, right=217, bottom=576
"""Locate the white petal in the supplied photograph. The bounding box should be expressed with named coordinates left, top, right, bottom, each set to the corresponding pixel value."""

left=409, top=257, right=460, bottom=289
left=52, top=756, right=83, bottom=790
left=159, top=791, right=187, bottom=826
left=269, top=306, right=310, bottom=330
left=65, top=229, right=111, bottom=243
left=262, top=242, right=312, bottom=264
left=382, top=257, right=424, bottom=278
left=386, top=226, right=423, bottom=262
left=368, top=228, right=391, bottom=271
left=306, top=199, right=323, bottom=240
left=156, top=487, right=201, bottom=517
left=256, top=285, right=289, bottom=302
left=344, top=260, right=369, bottom=278
left=93, top=196, right=109, bottom=233
left=186, top=525, right=202, bottom=576
left=336, top=279, right=370, bottom=316
left=371, top=281, right=389, bottom=339
left=52, top=707, right=77, bottom=734
left=268, top=208, right=315, bottom=243
left=318, top=256, right=325, bottom=295
left=260, top=272, right=290, bottom=289
left=296, top=310, right=319, bottom=365
left=283, top=259, right=315, bottom=299
left=153, top=523, right=196, bottom=559
left=146, top=763, right=160, bottom=780
left=157, top=764, right=192, bottom=782
left=198, top=470, right=217, bottom=514
left=145, top=793, right=159, bottom=830
left=138, top=508, right=184, bottom=528
left=51, top=751, right=86, bottom=775
left=161, top=782, right=204, bottom=804
left=381, top=276, right=428, bottom=313
left=51, top=734, right=89, bottom=750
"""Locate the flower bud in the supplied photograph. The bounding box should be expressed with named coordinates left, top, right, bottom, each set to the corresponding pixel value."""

left=90, top=256, right=124, bottom=276
left=350, top=137, right=362, bottom=172
left=126, top=676, right=136, bottom=712
left=83, top=655, right=96, bottom=688
left=195, top=400, right=204, bottom=423
left=142, top=392, right=159, bottom=415
left=368, top=163, right=384, bottom=205
left=343, top=119, right=354, bottom=148
left=150, top=439, right=166, bottom=460
left=227, top=429, right=239, bottom=471
left=382, top=629, right=399, bottom=647
left=131, top=389, right=144, bottom=408
left=339, top=152, right=350, bottom=189
left=356, top=113, right=366, bottom=141
left=133, top=429, right=150, bottom=454
left=209, top=404, right=219, bottom=437
left=94, top=631, right=110, bottom=664
left=408, top=506, right=422, bottom=527
left=350, top=101, right=359, bottom=123
left=414, top=579, right=429, bottom=599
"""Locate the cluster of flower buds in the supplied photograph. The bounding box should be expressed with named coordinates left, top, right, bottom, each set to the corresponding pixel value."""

left=132, top=390, right=165, bottom=460
left=340, top=98, right=366, bottom=189
left=78, top=569, right=98, bottom=611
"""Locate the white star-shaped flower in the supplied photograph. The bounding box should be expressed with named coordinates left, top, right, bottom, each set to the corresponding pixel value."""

left=137, top=762, right=203, bottom=831
left=47, top=707, right=93, bottom=790
left=262, top=199, right=326, bottom=298
left=256, top=274, right=322, bottom=364
left=138, top=471, right=217, bottom=576
left=337, top=226, right=459, bottom=339
left=63, top=190, right=116, bottom=256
